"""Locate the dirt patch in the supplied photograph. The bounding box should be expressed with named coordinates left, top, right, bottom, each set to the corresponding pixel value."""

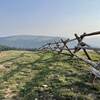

left=4, top=88, right=17, bottom=99
left=0, top=52, right=7, bottom=57
left=0, top=64, right=6, bottom=70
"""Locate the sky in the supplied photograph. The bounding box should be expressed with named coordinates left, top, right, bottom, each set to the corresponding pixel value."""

left=0, top=0, right=100, bottom=38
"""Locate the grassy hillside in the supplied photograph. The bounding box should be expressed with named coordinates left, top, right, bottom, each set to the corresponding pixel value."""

left=0, top=50, right=100, bottom=100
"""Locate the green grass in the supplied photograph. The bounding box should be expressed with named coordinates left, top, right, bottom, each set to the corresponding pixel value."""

left=0, top=50, right=100, bottom=100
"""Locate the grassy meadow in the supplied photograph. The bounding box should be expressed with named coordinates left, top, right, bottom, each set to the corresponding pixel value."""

left=0, top=50, right=100, bottom=100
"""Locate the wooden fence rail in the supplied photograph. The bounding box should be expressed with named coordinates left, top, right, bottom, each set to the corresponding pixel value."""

left=39, top=31, right=100, bottom=84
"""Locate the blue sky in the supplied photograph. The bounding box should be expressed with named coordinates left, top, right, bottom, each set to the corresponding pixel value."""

left=0, top=0, right=100, bottom=37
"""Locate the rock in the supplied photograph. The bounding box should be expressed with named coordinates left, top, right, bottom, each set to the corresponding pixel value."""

left=42, top=85, right=48, bottom=88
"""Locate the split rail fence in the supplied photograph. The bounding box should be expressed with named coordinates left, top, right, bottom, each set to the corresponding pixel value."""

left=39, top=31, right=100, bottom=83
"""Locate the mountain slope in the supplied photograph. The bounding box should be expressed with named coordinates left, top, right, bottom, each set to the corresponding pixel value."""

left=0, top=35, right=99, bottom=50
left=0, top=35, right=61, bottom=49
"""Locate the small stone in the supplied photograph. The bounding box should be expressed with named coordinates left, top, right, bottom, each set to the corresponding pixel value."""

left=35, top=98, right=38, bottom=100
left=42, top=85, right=48, bottom=88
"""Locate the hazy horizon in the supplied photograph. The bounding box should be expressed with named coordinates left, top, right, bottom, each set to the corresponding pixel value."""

left=0, top=33, right=62, bottom=38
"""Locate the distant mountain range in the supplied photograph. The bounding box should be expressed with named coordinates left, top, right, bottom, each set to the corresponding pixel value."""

left=0, top=35, right=99, bottom=49
left=0, top=35, right=61, bottom=49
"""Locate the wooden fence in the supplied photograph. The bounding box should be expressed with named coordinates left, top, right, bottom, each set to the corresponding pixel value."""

left=39, top=31, right=100, bottom=84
